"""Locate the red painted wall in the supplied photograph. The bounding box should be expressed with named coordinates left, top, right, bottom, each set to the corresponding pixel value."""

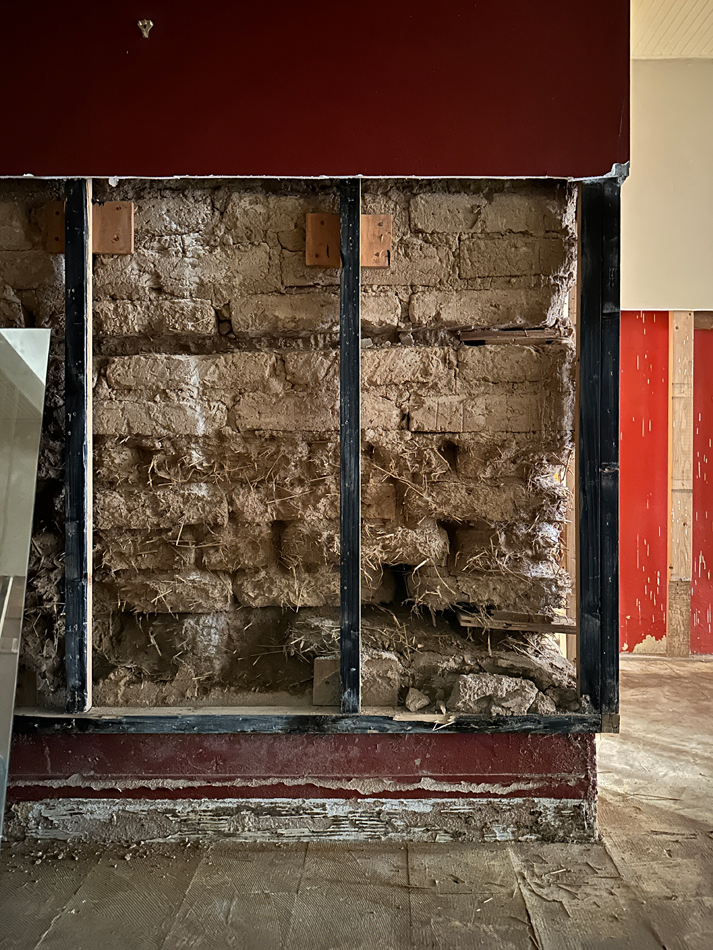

left=3, top=3, right=626, bottom=799
left=1, top=1, right=629, bottom=178
left=619, top=311, right=670, bottom=652
left=692, top=329, right=713, bottom=654
left=8, top=733, right=596, bottom=803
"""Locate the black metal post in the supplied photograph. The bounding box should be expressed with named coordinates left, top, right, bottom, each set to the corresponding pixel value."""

left=339, top=178, right=361, bottom=713
left=578, top=179, right=620, bottom=725
left=599, top=179, right=621, bottom=724
left=64, top=179, right=92, bottom=713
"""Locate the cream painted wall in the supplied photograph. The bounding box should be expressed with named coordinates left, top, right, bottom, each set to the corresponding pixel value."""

left=622, top=58, right=713, bottom=310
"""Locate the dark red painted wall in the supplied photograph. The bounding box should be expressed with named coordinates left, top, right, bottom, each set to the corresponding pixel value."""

left=8, top=733, right=596, bottom=802
left=1, top=1, right=629, bottom=178
left=692, top=329, right=713, bottom=654
left=619, top=312, right=670, bottom=652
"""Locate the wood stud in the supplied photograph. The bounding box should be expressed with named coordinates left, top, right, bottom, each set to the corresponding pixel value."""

left=667, top=310, right=695, bottom=656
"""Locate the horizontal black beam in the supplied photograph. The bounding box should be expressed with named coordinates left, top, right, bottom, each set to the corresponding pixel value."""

left=13, top=711, right=601, bottom=736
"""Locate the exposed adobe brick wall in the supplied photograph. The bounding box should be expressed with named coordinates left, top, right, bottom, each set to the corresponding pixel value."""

left=89, top=178, right=576, bottom=706
left=0, top=181, right=66, bottom=707
left=0, top=178, right=577, bottom=708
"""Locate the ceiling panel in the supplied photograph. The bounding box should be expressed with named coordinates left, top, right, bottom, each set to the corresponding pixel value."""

left=633, top=0, right=713, bottom=58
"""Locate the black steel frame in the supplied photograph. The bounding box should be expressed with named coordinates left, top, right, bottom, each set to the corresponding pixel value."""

left=577, top=179, right=621, bottom=729
left=339, top=179, right=362, bottom=713
left=64, top=179, right=92, bottom=714
left=14, top=177, right=621, bottom=736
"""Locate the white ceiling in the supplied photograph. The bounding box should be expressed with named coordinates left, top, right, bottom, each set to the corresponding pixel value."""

left=632, top=0, right=713, bottom=58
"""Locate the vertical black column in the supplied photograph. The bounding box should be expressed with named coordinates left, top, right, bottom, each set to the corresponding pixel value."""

left=578, top=179, right=620, bottom=722
left=65, top=179, right=92, bottom=713
left=339, top=179, right=361, bottom=713
left=598, top=179, right=621, bottom=722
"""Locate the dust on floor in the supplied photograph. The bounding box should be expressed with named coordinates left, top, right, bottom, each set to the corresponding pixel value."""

left=1, top=658, right=711, bottom=949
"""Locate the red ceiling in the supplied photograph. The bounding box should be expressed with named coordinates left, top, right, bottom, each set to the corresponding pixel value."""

left=1, top=1, right=629, bottom=179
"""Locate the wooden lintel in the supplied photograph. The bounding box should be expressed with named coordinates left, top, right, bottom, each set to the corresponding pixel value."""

left=46, top=201, right=134, bottom=254
left=306, top=212, right=392, bottom=268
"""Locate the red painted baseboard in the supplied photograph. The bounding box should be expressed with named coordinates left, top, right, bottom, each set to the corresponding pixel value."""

left=8, top=732, right=596, bottom=803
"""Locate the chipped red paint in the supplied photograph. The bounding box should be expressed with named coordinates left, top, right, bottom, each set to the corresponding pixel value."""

left=1, top=1, right=629, bottom=178
left=619, top=311, right=670, bottom=652
left=7, top=733, right=596, bottom=802
left=692, top=328, right=713, bottom=654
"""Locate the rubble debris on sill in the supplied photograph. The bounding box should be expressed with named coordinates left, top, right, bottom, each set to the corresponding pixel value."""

left=287, top=608, right=579, bottom=714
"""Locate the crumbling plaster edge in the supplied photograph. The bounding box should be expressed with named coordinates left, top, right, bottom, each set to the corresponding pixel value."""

left=4, top=163, right=628, bottom=184
left=9, top=774, right=584, bottom=795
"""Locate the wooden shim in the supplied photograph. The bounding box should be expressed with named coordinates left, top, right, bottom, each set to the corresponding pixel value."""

left=339, top=180, right=361, bottom=714
left=306, top=212, right=392, bottom=268
left=459, top=329, right=564, bottom=343
left=455, top=608, right=577, bottom=635
left=64, top=179, right=93, bottom=713
left=667, top=310, right=694, bottom=656
left=46, top=201, right=134, bottom=254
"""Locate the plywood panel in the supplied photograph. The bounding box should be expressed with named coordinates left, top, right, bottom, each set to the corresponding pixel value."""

left=691, top=328, right=713, bottom=654
left=619, top=311, right=670, bottom=653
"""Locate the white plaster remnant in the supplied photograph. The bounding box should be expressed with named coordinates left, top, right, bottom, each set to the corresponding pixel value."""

left=10, top=774, right=572, bottom=796
left=7, top=796, right=597, bottom=844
